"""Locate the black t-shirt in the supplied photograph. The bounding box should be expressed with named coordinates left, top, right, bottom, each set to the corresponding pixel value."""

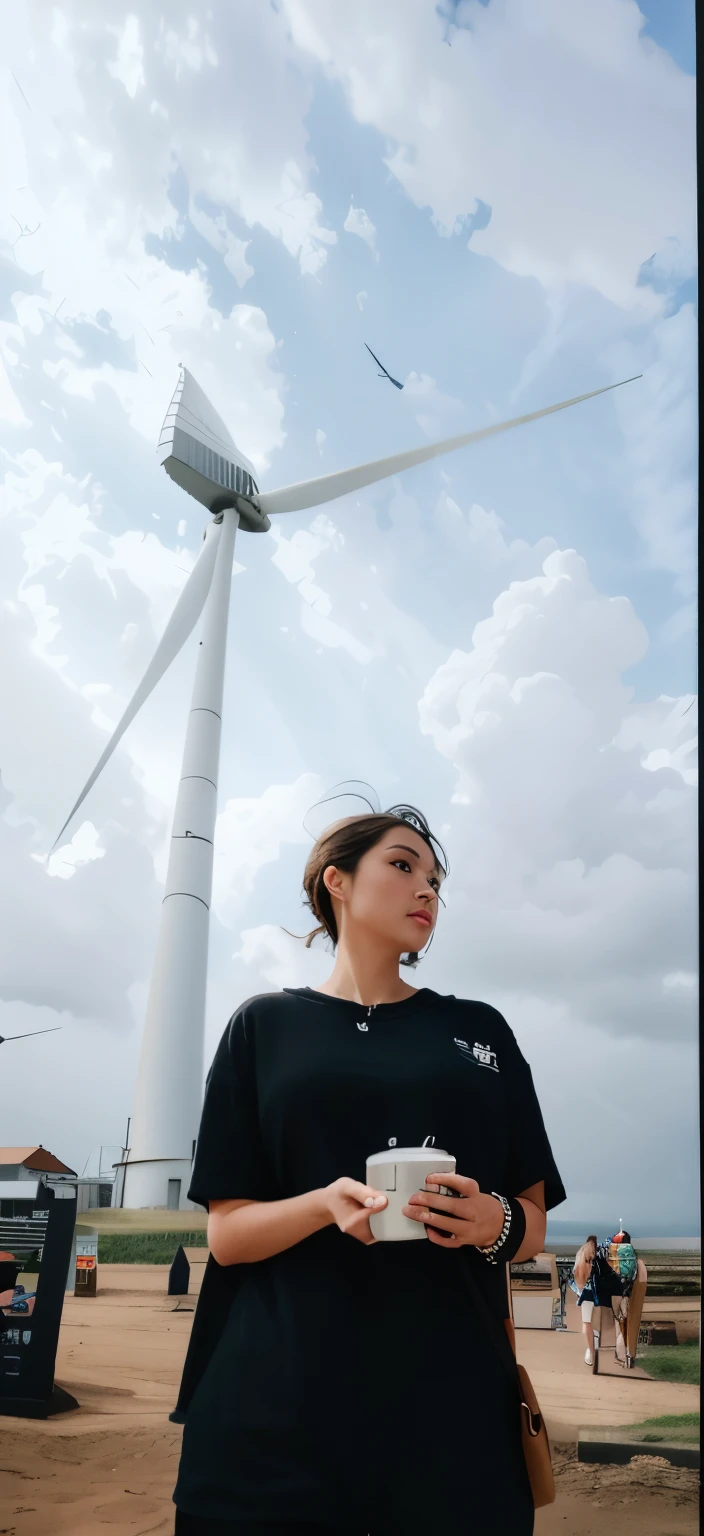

left=174, top=987, right=565, bottom=1530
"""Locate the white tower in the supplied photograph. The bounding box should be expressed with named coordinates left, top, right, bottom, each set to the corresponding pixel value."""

left=119, top=372, right=270, bottom=1208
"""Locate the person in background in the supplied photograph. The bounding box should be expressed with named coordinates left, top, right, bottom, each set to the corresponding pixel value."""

left=574, top=1235, right=598, bottom=1365
left=610, top=1228, right=638, bottom=1362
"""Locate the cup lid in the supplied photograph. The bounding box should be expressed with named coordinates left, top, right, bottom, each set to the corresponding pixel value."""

left=367, top=1147, right=453, bottom=1166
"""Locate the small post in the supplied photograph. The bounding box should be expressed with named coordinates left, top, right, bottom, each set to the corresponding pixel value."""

left=73, top=1233, right=98, bottom=1298
left=74, top=1256, right=97, bottom=1297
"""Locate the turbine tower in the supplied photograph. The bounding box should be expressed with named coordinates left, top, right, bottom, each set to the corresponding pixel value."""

left=54, top=365, right=640, bottom=1209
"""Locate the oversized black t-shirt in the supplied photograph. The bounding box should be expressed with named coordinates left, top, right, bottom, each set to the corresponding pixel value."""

left=174, top=987, right=565, bottom=1531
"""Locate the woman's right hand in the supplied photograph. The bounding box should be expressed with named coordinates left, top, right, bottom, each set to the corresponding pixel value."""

left=323, top=1177, right=388, bottom=1245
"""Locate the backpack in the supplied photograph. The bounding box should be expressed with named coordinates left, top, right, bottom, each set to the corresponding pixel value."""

left=592, top=1244, right=624, bottom=1301
left=616, top=1243, right=637, bottom=1285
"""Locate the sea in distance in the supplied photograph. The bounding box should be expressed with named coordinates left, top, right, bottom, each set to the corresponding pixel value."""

left=545, top=1220, right=700, bottom=1252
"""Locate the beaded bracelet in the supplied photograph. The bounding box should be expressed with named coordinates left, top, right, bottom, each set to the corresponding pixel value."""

left=476, top=1192, right=513, bottom=1265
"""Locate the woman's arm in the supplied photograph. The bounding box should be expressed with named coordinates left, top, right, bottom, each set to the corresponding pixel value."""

left=208, top=1177, right=388, bottom=1265
left=574, top=1252, right=591, bottom=1290
left=208, top=1192, right=330, bottom=1265
left=513, top=1181, right=547, bottom=1262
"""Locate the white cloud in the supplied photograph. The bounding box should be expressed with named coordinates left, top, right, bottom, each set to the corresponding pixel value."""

left=613, top=695, right=697, bottom=785
left=612, top=301, right=697, bottom=596
left=403, top=370, right=466, bottom=438
left=315, top=427, right=326, bottom=454
left=459, top=992, right=698, bottom=1228
left=107, top=12, right=146, bottom=98
left=662, top=971, right=697, bottom=993
left=1, top=192, right=287, bottom=479
left=233, top=923, right=332, bottom=995
left=344, top=204, right=378, bottom=256
left=0, top=769, right=159, bottom=1026
left=356, top=290, right=367, bottom=311
left=4, top=1, right=338, bottom=287
left=283, top=0, right=695, bottom=306
left=189, top=202, right=255, bottom=288
left=417, top=548, right=697, bottom=1040
left=45, top=821, right=105, bottom=881
left=223, top=238, right=256, bottom=288
left=638, top=234, right=697, bottom=294
left=0, top=352, right=30, bottom=426
left=212, top=774, right=323, bottom=929
left=270, top=517, right=374, bottom=664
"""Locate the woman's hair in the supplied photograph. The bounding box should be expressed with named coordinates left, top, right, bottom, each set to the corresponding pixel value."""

left=620, top=1230, right=631, bottom=1244
left=586, top=1234, right=598, bottom=1249
left=297, top=803, right=447, bottom=968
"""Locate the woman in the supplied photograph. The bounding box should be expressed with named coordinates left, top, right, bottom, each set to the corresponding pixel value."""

left=573, top=1236, right=598, bottom=1365
left=609, top=1230, right=638, bottom=1362
left=173, top=804, right=565, bottom=1535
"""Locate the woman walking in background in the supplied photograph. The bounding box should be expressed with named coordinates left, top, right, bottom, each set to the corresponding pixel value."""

left=574, top=1235, right=598, bottom=1365
left=172, top=800, right=565, bottom=1535
left=609, top=1228, right=638, bottom=1362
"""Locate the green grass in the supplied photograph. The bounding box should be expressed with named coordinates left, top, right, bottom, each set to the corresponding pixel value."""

left=636, top=1341, right=700, bottom=1385
left=616, top=1413, right=699, bottom=1445
left=97, top=1230, right=208, bottom=1264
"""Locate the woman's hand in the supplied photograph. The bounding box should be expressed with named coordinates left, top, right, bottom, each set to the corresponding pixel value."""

left=402, top=1172, right=505, bottom=1249
left=324, top=1177, right=388, bottom=1245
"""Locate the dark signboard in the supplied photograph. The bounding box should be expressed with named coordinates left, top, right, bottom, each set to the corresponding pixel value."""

left=168, top=1244, right=190, bottom=1296
left=0, top=1178, right=78, bottom=1418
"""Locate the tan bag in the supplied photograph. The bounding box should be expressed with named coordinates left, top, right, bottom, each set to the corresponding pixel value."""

left=459, top=1261, right=555, bottom=1510
left=514, top=1348, right=556, bottom=1508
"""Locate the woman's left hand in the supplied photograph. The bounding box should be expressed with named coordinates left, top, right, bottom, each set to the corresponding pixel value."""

left=402, top=1172, right=505, bottom=1248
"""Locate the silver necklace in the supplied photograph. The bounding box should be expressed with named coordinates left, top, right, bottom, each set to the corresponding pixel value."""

left=356, top=1004, right=377, bottom=1033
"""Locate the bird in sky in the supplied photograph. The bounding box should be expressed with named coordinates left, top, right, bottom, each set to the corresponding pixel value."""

left=364, top=342, right=403, bottom=390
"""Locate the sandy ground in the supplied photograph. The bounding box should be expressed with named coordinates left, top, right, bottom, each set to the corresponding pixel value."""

left=0, top=1267, right=699, bottom=1535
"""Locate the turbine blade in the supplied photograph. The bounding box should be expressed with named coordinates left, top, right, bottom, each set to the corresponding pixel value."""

left=258, top=376, right=642, bottom=518
left=365, top=343, right=385, bottom=371
left=0, top=1027, right=63, bottom=1042
left=51, top=521, right=223, bottom=851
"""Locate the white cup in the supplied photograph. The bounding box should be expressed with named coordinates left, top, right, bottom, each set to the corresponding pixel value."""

left=366, top=1146, right=456, bottom=1241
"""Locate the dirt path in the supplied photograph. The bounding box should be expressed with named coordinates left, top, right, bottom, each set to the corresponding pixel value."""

left=1, top=1267, right=698, bottom=1534
left=1, top=1426, right=698, bottom=1536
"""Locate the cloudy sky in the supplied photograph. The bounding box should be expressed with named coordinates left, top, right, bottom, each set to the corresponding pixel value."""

left=1, top=0, right=697, bottom=1232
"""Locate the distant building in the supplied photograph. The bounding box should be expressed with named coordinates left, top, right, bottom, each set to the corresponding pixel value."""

left=0, top=1146, right=76, bottom=1210
left=0, top=1147, right=76, bottom=1266
left=0, top=1146, right=76, bottom=1179
left=0, top=1147, right=111, bottom=1217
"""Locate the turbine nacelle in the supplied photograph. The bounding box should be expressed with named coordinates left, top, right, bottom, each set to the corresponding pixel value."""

left=158, top=366, right=270, bottom=533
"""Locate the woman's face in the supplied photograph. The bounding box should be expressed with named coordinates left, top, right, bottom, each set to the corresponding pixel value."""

left=585, top=1240, right=596, bottom=1261
left=326, top=828, right=443, bottom=954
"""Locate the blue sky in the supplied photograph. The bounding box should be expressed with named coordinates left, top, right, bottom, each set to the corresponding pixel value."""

left=638, top=0, right=695, bottom=71
left=0, top=0, right=698, bottom=1229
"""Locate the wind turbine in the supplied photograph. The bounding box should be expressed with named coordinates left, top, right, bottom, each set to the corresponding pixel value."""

left=53, top=365, right=640, bottom=1210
